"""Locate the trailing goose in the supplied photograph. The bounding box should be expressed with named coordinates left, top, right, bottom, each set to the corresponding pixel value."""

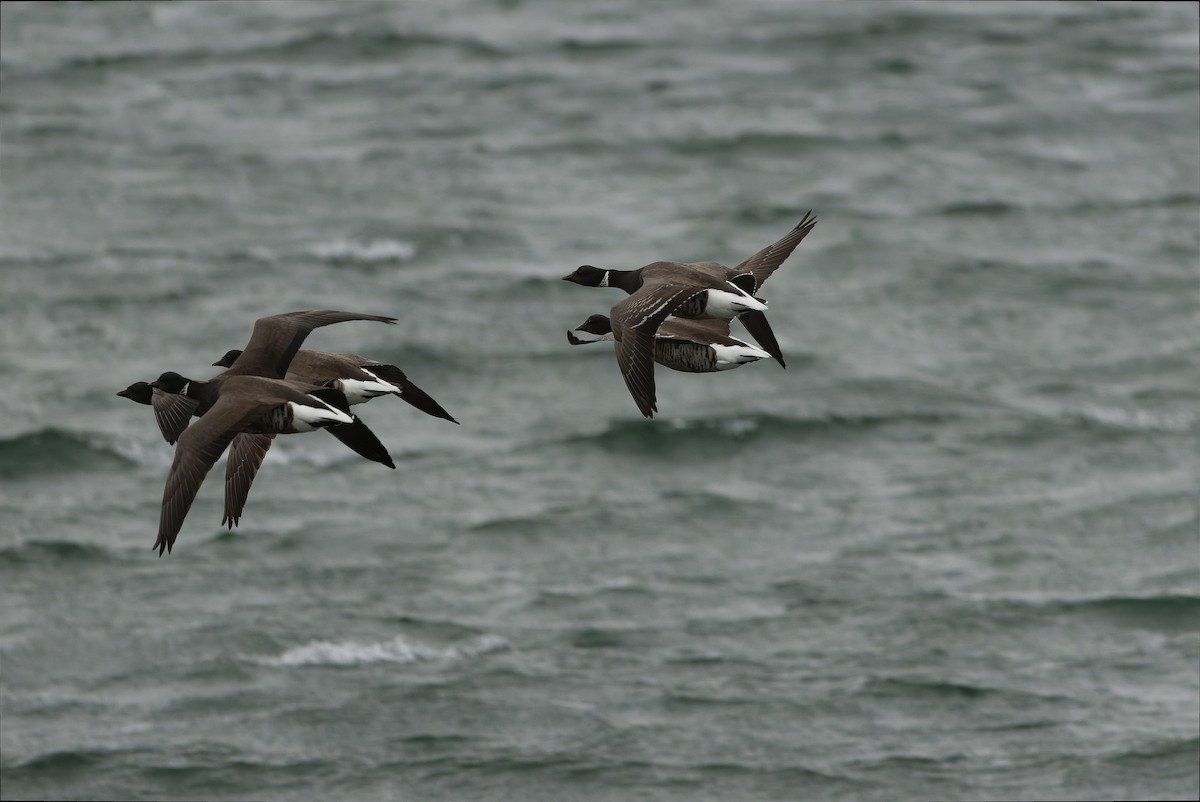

left=561, top=213, right=816, bottom=417
left=211, top=348, right=457, bottom=424
left=567, top=313, right=770, bottom=374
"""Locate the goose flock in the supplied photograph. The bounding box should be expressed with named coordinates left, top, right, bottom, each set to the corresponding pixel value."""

left=120, top=214, right=816, bottom=554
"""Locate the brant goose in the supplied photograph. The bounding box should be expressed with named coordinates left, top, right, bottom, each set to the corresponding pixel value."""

left=118, top=379, right=393, bottom=530
left=146, top=373, right=388, bottom=555
left=561, top=211, right=818, bottom=370
left=146, top=371, right=395, bottom=545
left=212, top=348, right=458, bottom=424
left=568, top=313, right=771, bottom=372
left=566, top=314, right=771, bottom=416
left=150, top=310, right=397, bottom=445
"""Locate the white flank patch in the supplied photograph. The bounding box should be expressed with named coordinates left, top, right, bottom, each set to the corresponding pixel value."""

left=712, top=342, right=770, bottom=369
left=339, top=372, right=400, bottom=404
left=705, top=288, right=768, bottom=318
left=253, top=634, right=509, bottom=668
left=291, top=398, right=353, bottom=431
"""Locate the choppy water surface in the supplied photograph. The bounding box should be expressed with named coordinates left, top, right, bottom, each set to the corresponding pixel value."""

left=1, top=2, right=1197, bottom=800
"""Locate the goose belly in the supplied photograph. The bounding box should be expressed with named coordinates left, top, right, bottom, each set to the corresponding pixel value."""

left=654, top=340, right=718, bottom=373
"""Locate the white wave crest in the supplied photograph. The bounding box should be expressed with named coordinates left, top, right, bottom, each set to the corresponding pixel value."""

left=309, top=238, right=417, bottom=264
left=255, top=633, right=508, bottom=668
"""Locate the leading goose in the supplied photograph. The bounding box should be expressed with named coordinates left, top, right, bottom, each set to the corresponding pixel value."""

left=149, top=310, right=398, bottom=445
left=147, top=373, right=378, bottom=555
left=145, top=370, right=396, bottom=533
left=561, top=211, right=818, bottom=371
left=119, top=377, right=394, bottom=532
left=211, top=348, right=458, bottom=424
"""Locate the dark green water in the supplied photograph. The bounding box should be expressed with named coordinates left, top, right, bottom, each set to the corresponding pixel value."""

left=1, top=2, right=1197, bottom=800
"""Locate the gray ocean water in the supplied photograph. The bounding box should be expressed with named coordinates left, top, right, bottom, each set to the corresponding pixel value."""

left=1, top=2, right=1198, bottom=800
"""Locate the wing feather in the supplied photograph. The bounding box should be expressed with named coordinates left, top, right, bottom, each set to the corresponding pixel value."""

left=226, top=310, right=397, bottom=379
left=222, top=433, right=274, bottom=530
left=610, top=285, right=703, bottom=418
left=151, top=389, right=199, bottom=445
left=731, top=210, right=818, bottom=291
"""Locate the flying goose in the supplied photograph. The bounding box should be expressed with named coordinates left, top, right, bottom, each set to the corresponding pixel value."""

left=149, top=310, right=398, bottom=445
left=567, top=313, right=771, bottom=373
left=146, top=370, right=395, bottom=537
left=211, top=348, right=458, bottom=424
left=146, top=373, right=386, bottom=555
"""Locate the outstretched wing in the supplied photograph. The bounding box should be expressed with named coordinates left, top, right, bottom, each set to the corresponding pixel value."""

left=225, top=310, right=397, bottom=380
left=154, top=395, right=261, bottom=556
left=222, top=433, right=274, bottom=530
left=151, top=388, right=199, bottom=445
left=731, top=210, right=817, bottom=292
left=610, top=284, right=704, bottom=418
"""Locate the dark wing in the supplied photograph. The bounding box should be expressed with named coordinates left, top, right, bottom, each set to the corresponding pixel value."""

left=151, top=388, right=199, bottom=445
left=735, top=310, right=785, bottom=369
left=324, top=415, right=395, bottom=468
left=222, top=433, right=274, bottom=530
left=225, top=310, right=397, bottom=380
left=155, top=395, right=261, bottom=556
left=610, top=284, right=704, bottom=418
left=367, top=364, right=459, bottom=424
left=731, top=210, right=818, bottom=292
left=656, top=317, right=732, bottom=342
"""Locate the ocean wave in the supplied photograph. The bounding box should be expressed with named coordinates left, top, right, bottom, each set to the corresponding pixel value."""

left=561, top=410, right=954, bottom=454
left=253, top=633, right=508, bottom=668
left=32, top=29, right=505, bottom=77
left=0, top=428, right=135, bottom=479
left=987, top=402, right=1197, bottom=444
left=307, top=238, right=417, bottom=266
left=1106, top=736, right=1200, bottom=766
left=860, top=676, right=1064, bottom=702
left=1048, top=594, right=1200, bottom=631
left=0, top=540, right=116, bottom=567
left=6, top=748, right=111, bottom=776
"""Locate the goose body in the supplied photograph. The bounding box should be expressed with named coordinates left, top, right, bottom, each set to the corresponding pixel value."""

left=144, top=373, right=384, bottom=555
left=212, top=348, right=458, bottom=424
left=568, top=314, right=770, bottom=373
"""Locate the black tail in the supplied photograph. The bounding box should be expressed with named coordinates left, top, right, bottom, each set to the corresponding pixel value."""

left=325, top=416, right=396, bottom=469
left=368, top=364, right=459, bottom=424
left=737, top=310, right=786, bottom=369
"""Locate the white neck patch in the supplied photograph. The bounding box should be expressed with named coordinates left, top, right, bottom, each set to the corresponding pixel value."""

left=180, top=382, right=191, bottom=396
left=599, top=271, right=610, bottom=288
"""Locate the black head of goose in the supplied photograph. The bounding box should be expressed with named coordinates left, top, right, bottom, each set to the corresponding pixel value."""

left=213, top=348, right=458, bottom=424
left=567, top=313, right=770, bottom=417
left=116, top=381, right=154, bottom=404
left=561, top=213, right=817, bottom=369
left=144, top=373, right=395, bottom=554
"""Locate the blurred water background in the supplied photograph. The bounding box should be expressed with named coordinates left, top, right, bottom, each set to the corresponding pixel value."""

left=1, top=1, right=1197, bottom=800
